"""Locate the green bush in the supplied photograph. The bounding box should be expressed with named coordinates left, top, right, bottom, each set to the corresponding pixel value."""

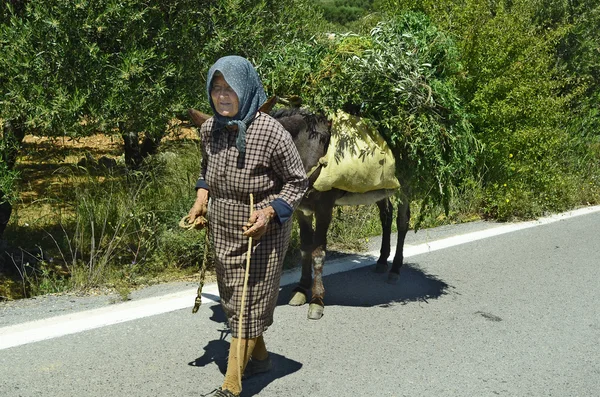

left=451, top=1, right=600, bottom=218
left=379, top=0, right=600, bottom=219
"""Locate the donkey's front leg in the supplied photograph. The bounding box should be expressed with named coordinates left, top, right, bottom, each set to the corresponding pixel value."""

left=308, top=245, right=326, bottom=319
left=307, top=204, right=334, bottom=320
left=388, top=197, right=411, bottom=284
left=374, top=198, right=393, bottom=273
left=289, top=211, right=314, bottom=306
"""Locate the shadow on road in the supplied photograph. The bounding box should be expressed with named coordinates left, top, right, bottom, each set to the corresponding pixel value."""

left=189, top=305, right=230, bottom=374
left=242, top=352, right=302, bottom=396
left=277, top=261, right=451, bottom=307
left=190, top=260, right=446, bottom=394
left=189, top=305, right=303, bottom=397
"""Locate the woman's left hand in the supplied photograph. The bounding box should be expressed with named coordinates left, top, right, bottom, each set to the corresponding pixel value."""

left=243, top=206, right=276, bottom=240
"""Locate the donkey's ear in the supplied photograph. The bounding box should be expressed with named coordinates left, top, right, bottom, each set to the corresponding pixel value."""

left=188, top=108, right=211, bottom=127
left=260, top=96, right=278, bottom=114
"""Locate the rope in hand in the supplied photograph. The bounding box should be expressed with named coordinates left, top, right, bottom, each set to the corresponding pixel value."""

left=237, top=193, right=254, bottom=389
left=180, top=194, right=254, bottom=389
left=179, top=214, right=209, bottom=313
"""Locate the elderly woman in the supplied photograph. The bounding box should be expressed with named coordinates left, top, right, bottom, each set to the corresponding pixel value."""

left=187, top=55, right=308, bottom=397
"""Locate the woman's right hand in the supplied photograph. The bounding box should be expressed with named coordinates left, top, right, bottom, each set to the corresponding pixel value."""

left=187, top=188, right=209, bottom=229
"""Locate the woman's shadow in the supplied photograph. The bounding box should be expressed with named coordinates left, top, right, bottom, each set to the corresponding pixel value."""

left=188, top=303, right=302, bottom=396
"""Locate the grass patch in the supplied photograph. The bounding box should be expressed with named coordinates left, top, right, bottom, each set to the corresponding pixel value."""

left=1, top=135, right=209, bottom=299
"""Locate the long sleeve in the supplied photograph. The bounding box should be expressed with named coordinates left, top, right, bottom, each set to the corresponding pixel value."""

left=270, top=129, right=308, bottom=223
left=195, top=123, right=210, bottom=191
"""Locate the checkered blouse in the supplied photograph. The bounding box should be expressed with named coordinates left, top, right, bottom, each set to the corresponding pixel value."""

left=197, top=112, right=308, bottom=338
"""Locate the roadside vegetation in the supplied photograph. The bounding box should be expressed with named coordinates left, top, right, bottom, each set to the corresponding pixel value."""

left=1, top=0, right=598, bottom=300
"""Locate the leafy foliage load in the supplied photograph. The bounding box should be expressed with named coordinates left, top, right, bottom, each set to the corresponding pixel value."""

left=263, top=13, right=477, bottom=220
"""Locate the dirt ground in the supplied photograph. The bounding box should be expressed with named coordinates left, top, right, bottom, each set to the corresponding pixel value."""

left=15, top=126, right=198, bottom=227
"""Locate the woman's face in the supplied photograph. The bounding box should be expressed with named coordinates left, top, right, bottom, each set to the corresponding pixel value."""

left=210, top=74, right=239, bottom=117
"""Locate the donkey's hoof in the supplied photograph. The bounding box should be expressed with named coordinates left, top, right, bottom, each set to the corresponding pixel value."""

left=387, top=272, right=399, bottom=285
left=289, top=290, right=307, bottom=306
left=374, top=263, right=388, bottom=273
left=308, top=303, right=324, bottom=320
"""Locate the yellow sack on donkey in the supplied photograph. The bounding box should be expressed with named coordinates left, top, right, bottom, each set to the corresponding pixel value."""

left=313, top=110, right=400, bottom=193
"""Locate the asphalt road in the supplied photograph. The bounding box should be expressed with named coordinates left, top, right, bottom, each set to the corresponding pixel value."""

left=1, top=208, right=599, bottom=397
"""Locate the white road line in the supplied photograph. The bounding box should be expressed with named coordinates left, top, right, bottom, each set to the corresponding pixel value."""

left=0, top=286, right=221, bottom=351
left=1, top=205, right=599, bottom=350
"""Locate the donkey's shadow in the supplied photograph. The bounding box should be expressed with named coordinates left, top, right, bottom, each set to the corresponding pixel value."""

left=189, top=305, right=302, bottom=397
left=278, top=259, right=451, bottom=308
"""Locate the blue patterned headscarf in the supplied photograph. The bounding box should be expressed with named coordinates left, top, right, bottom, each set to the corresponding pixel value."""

left=206, top=55, right=267, bottom=153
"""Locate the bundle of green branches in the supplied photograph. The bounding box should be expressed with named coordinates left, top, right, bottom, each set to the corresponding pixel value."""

left=262, top=12, right=478, bottom=224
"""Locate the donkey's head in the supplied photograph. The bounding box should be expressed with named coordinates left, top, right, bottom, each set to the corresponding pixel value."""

left=270, top=107, right=330, bottom=175
left=187, top=108, right=212, bottom=127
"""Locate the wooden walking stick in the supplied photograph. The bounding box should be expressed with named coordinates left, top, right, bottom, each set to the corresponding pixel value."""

left=237, top=193, right=254, bottom=389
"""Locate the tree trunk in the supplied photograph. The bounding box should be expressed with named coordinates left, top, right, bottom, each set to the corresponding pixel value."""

left=0, top=196, right=12, bottom=238
left=140, top=135, right=162, bottom=158
left=0, top=118, right=26, bottom=238
left=121, top=128, right=143, bottom=170
left=121, top=126, right=164, bottom=170
left=2, top=118, right=26, bottom=169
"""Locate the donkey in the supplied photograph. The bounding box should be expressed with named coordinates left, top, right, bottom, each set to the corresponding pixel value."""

left=188, top=103, right=411, bottom=320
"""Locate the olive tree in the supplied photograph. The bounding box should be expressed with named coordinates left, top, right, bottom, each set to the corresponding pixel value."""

left=1, top=0, right=91, bottom=237
left=0, top=0, right=326, bottom=236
